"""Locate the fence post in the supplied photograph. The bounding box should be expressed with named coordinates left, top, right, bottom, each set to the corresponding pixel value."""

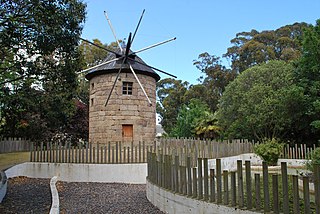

left=192, top=167, right=197, bottom=198
left=245, top=160, right=252, bottom=209
left=115, top=142, right=118, bottom=164
left=50, top=143, right=53, bottom=163
left=281, top=162, right=289, bottom=214
left=292, top=175, right=299, bottom=214
left=61, top=145, right=65, bottom=163
left=216, top=158, right=222, bottom=204
left=30, top=143, right=33, bottom=162
left=111, top=146, right=114, bottom=164
left=210, top=169, right=215, bottom=202
left=100, top=146, right=103, bottom=163
left=89, top=143, right=92, bottom=163
left=237, top=160, right=244, bottom=208
left=108, top=142, right=111, bottom=163
left=143, top=142, right=145, bottom=162
left=198, top=158, right=203, bottom=200
left=314, top=164, right=320, bottom=214
left=127, top=146, right=130, bottom=163
left=175, top=155, right=179, bottom=193
left=231, top=171, right=236, bottom=207
left=272, top=174, right=279, bottom=214
left=46, top=142, right=49, bottom=162
left=223, top=170, right=228, bottom=205
left=255, top=173, right=261, bottom=211
left=303, top=176, right=310, bottom=214
left=40, top=142, right=43, bottom=162
left=56, top=144, right=59, bottom=163
left=97, top=143, right=99, bottom=164
left=203, top=158, right=209, bottom=201
left=262, top=161, right=270, bottom=212
left=187, top=156, right=192, bottom=197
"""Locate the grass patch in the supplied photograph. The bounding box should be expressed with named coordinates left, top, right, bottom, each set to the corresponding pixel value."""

left=0, top=152, right=30, bottom=171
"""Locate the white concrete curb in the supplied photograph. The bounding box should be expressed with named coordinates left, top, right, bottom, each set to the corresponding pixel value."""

left=49, top=176, right=59, bottom=214
left=0, top=171, right=7, bottom=203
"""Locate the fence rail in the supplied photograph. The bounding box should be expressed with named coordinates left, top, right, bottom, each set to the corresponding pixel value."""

left=0, top=138, right=31, bottom=153
left=147, top=153, right=320, bottom=214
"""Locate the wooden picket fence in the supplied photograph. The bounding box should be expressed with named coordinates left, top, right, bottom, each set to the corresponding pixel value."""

left=147, top=153, right=320, bottom=214
left=29, top=138, right=254, bottom=164
left=0, top=137, right=31, bottom=153
left=29, top=137, right=318, bottom=164
left=30, top=141, right=153, bottom=164
left=282, top=143, right=317, bottom=159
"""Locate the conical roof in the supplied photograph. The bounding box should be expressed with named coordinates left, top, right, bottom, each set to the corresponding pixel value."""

left=85, top=48, right=160, bottom=81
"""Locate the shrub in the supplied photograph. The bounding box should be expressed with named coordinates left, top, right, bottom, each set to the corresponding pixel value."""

left=306, top=147, right=320, bottom=172
left=254, top=138, right=283, bottom=165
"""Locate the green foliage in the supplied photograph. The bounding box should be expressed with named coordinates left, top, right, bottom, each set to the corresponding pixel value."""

left=294, top=19, right=320, bottom=143
left=216, top=60, right=305, bottom=141
left=306, top=147, right=320, bottom=172
left=254, top=138, right=283, bottom=165
left=0, top=0, right=87, bottom=142
left=194, top=111, right=221, bottom=139
left=193, top=52, right=237, bottom=112
left=223, top=22, right=310, bottom=73
left=156, top=78, right=189, bottom=134
left=170, top=99, right=210, bottom=138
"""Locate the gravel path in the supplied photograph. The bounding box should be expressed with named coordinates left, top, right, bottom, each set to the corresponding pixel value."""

left=0, top=177, right=163, bottom=214
left=0, top=177, right=51, bottom=214
left=58, top=182, right=164, bottom=214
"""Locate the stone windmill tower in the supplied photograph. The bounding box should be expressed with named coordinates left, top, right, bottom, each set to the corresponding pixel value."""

left=81, top=10, right=176, bottom=145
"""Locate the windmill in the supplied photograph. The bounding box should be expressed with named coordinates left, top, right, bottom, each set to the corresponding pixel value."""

left=81, top=9, right=176, bottom=107
left=81, top=10, right=176, bottom=144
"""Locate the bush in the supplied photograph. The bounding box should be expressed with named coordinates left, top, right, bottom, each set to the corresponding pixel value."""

left=306, top=147, right=320, bottom=172
left=254, top=138, right=283, bottom=165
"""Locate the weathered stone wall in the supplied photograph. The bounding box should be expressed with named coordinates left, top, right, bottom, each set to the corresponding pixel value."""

left=89, top=72, right=156, bottom=145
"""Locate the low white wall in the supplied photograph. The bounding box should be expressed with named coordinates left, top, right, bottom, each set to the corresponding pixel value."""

left=5, top=162, right=147, bottom=184
left=207, top=153, right=310, bottom=172
left=146, top=180, right=258, bottom=214
left=0, top=171, right=7, bottom=203
left=208, top=153, right=263, bottom=172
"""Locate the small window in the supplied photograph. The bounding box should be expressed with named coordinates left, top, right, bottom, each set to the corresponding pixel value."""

left=91, top=98, right=94, bottom=106
left=122, top=82, right=133, bottom=95
left=91, top=82, right=94, bottom=90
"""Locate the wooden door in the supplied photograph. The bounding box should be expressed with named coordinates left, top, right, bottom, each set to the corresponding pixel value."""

left=122, top=124, right=133, bottom=142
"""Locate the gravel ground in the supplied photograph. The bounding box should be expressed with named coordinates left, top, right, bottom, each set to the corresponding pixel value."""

left=0, top=177, right=163, bottom=214
left=58, top=182, right=164, bottom=214
left=0, top=177, right=51, bottom=214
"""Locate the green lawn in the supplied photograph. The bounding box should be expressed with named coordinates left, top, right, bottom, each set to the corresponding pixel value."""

left=0, top=152, right=30, bottom=171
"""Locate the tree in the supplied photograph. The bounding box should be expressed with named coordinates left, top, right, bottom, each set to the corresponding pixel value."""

left=194, top=111, right=221, bottom=139
left=0, top=0, right=86, bottom=142
left=170, top=99, right=211, bottom=138
left=156, top=78, right=189, bottom=134
left=223, top=23, right=310, bottom=73
left=216, top=60, right=305, bottom=141
left=193, top=52, right=237, bottom=111
left=294, top=19, right=320, bottom=143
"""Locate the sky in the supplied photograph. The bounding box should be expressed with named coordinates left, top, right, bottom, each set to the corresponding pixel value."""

left=81, top=0, right=320, bottom=85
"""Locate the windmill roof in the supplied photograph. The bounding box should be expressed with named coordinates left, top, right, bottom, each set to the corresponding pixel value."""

left=85, top=49, right=161, bottom=81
